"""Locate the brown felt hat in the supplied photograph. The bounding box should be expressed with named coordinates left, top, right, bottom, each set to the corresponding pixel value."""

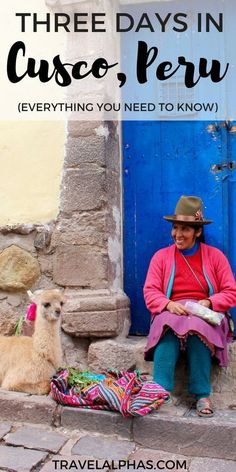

left=163, top=196, right=212, bottom=225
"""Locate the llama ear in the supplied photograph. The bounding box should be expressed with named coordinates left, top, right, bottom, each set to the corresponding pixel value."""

left=27, top=290, right=42, bottom=303
left=27, top=290, right=36, bottom=302
left=34, top=289, right=43, bottom=295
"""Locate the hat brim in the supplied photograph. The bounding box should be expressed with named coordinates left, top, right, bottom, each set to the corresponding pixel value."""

left=163, top=216, right=212, bottom=225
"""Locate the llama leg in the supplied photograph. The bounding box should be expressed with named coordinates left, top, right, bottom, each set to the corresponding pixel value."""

left=2, top=377, right=50, bottom=395
left=15, top=380, right=50, bottom=395
left=34, top=381, right=51, bottom=395
left=16, top=381, right=50, bottom=395
left=1, top=373, right=21, bottom=392
left=1, top=369, right=47, bottom=394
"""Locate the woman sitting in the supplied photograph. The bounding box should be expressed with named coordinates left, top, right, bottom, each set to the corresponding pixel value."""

left=144, top=195, right=236, bottom=417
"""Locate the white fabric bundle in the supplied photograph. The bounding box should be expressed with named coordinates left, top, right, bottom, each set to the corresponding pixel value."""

left=185, top=301, right=224, bottom=326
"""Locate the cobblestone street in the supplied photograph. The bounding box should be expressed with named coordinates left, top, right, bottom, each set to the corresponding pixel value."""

left=0, top=420, right=236, bottom=472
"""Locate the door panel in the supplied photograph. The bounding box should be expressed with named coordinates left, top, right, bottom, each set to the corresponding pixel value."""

left=123, top=121, right=236, bottom=334
left=228, top=122, right=236, bottom=321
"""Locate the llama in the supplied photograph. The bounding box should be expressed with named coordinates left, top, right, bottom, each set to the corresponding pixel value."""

left=0, top=289, right=64, bottom=395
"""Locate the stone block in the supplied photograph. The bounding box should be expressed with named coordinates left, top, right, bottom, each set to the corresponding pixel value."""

left=62, top=309, right=128, bottom=338
left=61, top=407, right=132, bottom=439
left=61, top=168, right=106, bottom=213
left=62, top=292, right=130, bottom=338
left=0, top=422, right=11, bottom=439
left=212, top=367, right=236, bottom=394
left=63, top=289, right=111, bottom=311
left=6, top=425, right=67, bottom=453
left=212, top=392, right=236, bottom=410
left=0, top=445, right=47, bottom=472
left=0, top=233, right=36, bottom=253
left=53, top=246, right=107, bottom=288
left=59, top=436, right=84, bottom=456
left=104, top=123, right=120, bottom=173
left=32, top=274, right=56, bottom=291
left=0, top=224, right=35, bottom=235
left=53, top=225, right=106, bottom=249
left=67, top=121, right=102, bottom=138
left=65, top=292, right=129, bottom=312
left=88, top=339, right=136, bottom=371
left=0, top=301, right=20, bottom=335
left=6, top=293, right=22, bottom=307
left=0, top=245, right=40, bottom=291
left=133, top=414, right=236, bottom=460
left=38, top=255, right=53, bottom=277
left=65, top=135, right=106, bottom=167
left=129, top=336, right=153, bottom=375
left=0, top=390, right=56, bottom=425
left=62, top=332, right=89, bottom=370
left=87, top=335, right=152, bottom=372
left=211, top=343, right=236, bottom=395
left=51, top=211, right=107, bottom=249
left=229, top=341, right=236, bottom=359
left=190, top=457, right=236, bottom=472
left=34, top=229, right=51, bottom=249
left=72, top=435, right=135, bottom=460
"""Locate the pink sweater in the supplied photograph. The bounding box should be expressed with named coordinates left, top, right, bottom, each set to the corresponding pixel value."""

left=144, top=243, right=236, bottom=316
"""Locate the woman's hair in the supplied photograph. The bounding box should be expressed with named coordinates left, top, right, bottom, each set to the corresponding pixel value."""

left=189, top=225, right=205, bottom=243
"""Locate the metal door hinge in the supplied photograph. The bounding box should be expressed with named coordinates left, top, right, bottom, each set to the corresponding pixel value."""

left=211, top=161, right=236, bottom=173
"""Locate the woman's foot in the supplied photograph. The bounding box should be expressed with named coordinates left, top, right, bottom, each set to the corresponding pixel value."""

left=196, top=397, right=214, bottom=417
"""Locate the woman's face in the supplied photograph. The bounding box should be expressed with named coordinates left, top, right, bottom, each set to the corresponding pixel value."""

left=171, top=223, right=202, bottom=250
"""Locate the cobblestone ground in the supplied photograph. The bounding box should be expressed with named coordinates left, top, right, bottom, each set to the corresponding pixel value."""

left=0, top=421, right=235, bottom=472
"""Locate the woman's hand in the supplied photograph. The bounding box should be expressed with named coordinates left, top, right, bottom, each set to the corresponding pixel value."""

left=198, top=299, right=212, bottom=308
left=166, top=301, right=188, bottom=316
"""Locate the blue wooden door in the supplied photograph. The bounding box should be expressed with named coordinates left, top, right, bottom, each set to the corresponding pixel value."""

left=123, top=121, right=236, bottom=334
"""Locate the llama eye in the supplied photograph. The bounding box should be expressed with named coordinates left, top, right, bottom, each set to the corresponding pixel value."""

left=60, top=301, right=64, bottom=307
left=43, top=303, right=51, bottom=308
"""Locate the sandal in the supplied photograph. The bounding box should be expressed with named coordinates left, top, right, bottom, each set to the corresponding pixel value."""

left=196, top=397, right=214, bottom=417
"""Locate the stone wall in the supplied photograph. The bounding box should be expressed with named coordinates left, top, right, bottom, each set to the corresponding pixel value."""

left=0, top=225, right=54, bottom=336
left=0, top=118, right=130, bottom=370
left=51, top=118, right=130, bottom=368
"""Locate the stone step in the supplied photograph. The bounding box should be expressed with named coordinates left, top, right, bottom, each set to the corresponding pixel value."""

left=60, top=403, right=236, bottom=460
left=132, top=409, right=236, bottom=461
left=0, top=389, right=57, bottom=425
left=0, top=390, right=236, bottom=461
left=88, top=336, right=152, bottom=374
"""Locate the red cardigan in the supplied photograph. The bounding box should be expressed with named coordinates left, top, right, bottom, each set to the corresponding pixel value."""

left=144, top=243, right=236, bottom=316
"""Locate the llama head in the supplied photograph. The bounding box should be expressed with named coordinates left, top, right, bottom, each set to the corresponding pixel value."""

left=27, top=289, right=64, bottom=322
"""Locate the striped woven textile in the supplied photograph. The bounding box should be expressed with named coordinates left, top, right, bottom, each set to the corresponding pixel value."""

left=50, top=369, right=170, bottom=417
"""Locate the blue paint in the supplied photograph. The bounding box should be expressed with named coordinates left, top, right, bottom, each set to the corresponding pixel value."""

left=203, top=268, right=214, bottom=297
left=166, top=263, right=175, bottom=300
left=123, top=121, right=236, bottom=334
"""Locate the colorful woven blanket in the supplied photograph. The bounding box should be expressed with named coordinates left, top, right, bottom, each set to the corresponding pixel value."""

left=50, top=369, right=169, bottom=417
